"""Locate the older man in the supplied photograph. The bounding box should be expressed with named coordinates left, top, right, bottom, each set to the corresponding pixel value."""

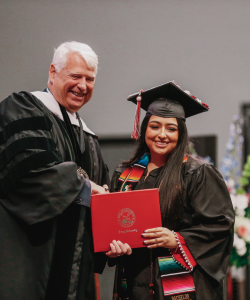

left=0, top=42, right=109, bottom=300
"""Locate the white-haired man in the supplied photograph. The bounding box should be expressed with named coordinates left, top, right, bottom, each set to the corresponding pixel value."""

left=0, top=42, right=109, bottom=300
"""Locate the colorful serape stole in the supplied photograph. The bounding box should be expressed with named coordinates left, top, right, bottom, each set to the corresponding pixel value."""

left=183, top=156, right=188, bottom=163
left=158, top=255, right=196, bottom=300
left=117, top=153, right=150, bottom=191
left=117, top=154, right=188, bottom=192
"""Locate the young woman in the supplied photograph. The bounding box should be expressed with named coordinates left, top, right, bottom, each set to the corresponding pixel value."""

left=106, top=82, right=234, bottom=300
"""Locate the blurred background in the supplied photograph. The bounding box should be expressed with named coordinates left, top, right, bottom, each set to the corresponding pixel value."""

left=1, top=0, right=250, bottom=299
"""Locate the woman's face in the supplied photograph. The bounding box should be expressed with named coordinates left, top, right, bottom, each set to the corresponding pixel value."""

left=145, top=115, right=179, bottom=160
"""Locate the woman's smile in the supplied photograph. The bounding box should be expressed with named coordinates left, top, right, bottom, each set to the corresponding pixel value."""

left=154, top=140, right=169, bottom=147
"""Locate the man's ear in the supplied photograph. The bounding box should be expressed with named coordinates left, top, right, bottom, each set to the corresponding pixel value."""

left=48, top=64, right=56, bottom=85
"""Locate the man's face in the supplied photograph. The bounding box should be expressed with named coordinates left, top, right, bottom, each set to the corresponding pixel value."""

left=48, top=52, right=96, bottom=113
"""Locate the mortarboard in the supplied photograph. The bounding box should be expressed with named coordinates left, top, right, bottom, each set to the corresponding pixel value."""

left=127, top=81, right=209, bottom=139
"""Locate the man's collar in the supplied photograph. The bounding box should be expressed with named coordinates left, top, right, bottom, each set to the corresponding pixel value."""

left=31, top=90, right=95, bottom=136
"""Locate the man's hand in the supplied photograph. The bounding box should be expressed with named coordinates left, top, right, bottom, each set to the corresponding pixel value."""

left=105, top=240, right=132, bottom=258
left=90, top=181, right=109, bottom=195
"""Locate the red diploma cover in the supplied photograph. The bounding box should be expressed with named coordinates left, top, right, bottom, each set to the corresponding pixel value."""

left=91, top=188, right=162, bottom=252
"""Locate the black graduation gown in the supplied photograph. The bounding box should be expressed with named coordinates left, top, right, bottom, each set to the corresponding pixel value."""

left=111, top=156, right=234, bottom=300
left=0, top=92, right=109, bottom=300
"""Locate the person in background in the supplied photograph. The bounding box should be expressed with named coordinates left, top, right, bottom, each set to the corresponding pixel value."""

left=0, top=41, right=109, bottom=300
left=106, top=81, right=234, bottom=300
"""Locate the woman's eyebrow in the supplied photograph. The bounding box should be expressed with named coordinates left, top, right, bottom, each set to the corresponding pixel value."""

left=149, top=121, right=178, bottom=126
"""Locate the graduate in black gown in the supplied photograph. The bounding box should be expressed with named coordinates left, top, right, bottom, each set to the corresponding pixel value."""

left=106, top=82, right=234, bottom=300
left=0, top=41, right=109, bottom=300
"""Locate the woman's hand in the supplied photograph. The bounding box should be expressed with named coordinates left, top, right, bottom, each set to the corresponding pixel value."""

left=105, top=240, right=132, bottom=258
left=142, top=227, right=177, bottom=249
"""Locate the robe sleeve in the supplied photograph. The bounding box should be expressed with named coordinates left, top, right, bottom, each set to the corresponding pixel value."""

left=170, top=233, right=197, bottom=271
left=0, top=92, right=89, bottom=225
left=75, top=179, right=92, bottom=207
left=3, top=162, right=87, bottom=225
left=179, top=163, right=234, bottom=283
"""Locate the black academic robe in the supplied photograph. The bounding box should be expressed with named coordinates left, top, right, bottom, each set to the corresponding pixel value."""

left=111, top=156, right=234, bottom=300
left=0, top=92, right=109, bottom=300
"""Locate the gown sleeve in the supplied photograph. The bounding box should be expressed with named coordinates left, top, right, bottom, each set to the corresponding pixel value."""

left=170, top=233, right=197, bottom=271
left=0, top=92, right=88, bottom=225
left=179, top=163, right=234, bottom=283
left=4, top=162, right=87, bottom=225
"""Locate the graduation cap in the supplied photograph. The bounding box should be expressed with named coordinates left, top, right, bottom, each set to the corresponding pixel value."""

left=127, top=81, right=209, bottom=139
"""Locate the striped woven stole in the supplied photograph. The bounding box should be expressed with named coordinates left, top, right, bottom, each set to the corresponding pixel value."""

left=117, top=153, right=150, bottom=192
left=117, top=154, right=188, bottom=192
left=158, top=255, right=196, bottom=300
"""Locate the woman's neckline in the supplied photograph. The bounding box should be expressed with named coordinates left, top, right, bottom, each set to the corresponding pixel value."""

left=144, top=165, right=163, bottom=179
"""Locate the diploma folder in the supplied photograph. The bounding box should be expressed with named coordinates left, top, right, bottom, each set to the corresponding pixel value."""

left=91, top=188, right=162, bottom=252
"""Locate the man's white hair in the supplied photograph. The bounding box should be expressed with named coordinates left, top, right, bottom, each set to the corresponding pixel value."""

left=51, top=41, right=98, bottom=74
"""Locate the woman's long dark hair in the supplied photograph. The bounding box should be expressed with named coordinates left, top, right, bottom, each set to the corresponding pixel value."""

left=123, top=114, right=189, bottom=230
